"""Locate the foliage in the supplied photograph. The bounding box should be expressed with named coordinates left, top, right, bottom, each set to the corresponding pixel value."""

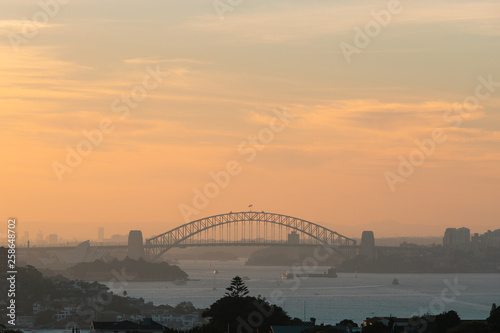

left=362, top=321, right=390, bottom=333
left=302, top=325, right=345, bottom=333
left=67, top=257, right=188, bottom=281
left=199, top=276, right=298, bottom=333
left=487, top=303, right=500, bottom=331
left=225, top=276, right=249, bottom=297
left=0, top=325, right=23, bottom=333
left=447, top=321, right=494, bottom=333
left=431, top=310, right=461, bottom=332
left=337, top=319, right=358, bottom=328
left=35, top=310, right=56, bottom=327
left=174, top=301, right=197, bottom=314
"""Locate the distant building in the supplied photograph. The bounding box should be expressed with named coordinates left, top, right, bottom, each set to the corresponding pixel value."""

left=48, top=234, right=58, bottom=244
left=443, top=227, right=470, bottom=249
left=288, top=231, right=300, bottom=244
left=471, top=229, right=500, bottom=251
left=54, top=240, right=107, bottom=265
left=98, top=227, right=104, bottom=242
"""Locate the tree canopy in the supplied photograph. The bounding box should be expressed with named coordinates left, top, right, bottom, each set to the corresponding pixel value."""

left=225, top=276, right=249, bottom=297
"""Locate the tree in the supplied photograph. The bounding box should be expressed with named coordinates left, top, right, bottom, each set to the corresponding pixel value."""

left=432, top=310, right=460, bottom=332
left=34, top=310, right=56, bottom=327
left=174, top=301, right=197, bottom=314
left=447, top=321, right=494, bottom=333
left=225, top=276, right=249, bottom=297
left=362, top=321, right=390, bottom=333
left=487, top=303, right=500, bottom=331
left=337, top=319, right=358, bottom=328
left=202, top=277, right=296, bottom=332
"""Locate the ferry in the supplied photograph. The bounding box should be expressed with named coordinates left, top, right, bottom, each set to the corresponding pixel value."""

left=296, top=267, right=338, bottom=278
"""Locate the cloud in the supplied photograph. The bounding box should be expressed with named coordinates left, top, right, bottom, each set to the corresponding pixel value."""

left=184, top=0, right=500, bottom=43
left=0, top=19, right=62, bottom=36
left=123, top=57, right=212, bottom=65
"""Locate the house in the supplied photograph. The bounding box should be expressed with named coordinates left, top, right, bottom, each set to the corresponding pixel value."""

left=91, top=318, right=166, bottom=333
left=361, top=317, right=410, bottom=332
left=17, top=316, right=35, bottom=328
left=54, top=309, right=72, bottom=321
left=32, top=301, right=49, bottom=315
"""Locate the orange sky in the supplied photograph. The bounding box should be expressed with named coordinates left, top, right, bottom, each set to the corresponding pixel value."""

left=1, top=0, right=499, bottom=241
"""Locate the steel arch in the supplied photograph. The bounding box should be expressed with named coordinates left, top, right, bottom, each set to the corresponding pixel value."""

left=145, top=211, right=356, bottom=259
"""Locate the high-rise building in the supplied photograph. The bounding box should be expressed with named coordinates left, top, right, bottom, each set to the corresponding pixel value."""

left=471, top=229, right=500, bottom=251
left=443, top=227, right=470, bottom=249
left=98, top=227, right=104, bottom=242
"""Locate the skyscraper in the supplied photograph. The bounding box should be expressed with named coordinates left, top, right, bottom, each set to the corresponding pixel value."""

left=443, top=227, right=470, bottom=249
left=98, top=227, right=104, bottom=242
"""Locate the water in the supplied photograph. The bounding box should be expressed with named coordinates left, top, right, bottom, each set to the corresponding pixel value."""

left=102, top=259, right=500, bottom=325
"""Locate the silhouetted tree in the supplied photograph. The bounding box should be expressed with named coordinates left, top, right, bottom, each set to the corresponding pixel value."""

left=447, top=321, right=494, bottom=333
left=430, top=310, right=460, bottom=333
left=174, top=301, right=197, bottom=314
left=202, top=277, right=296, bottom=332
left=35, top=310, right=56, bottom=327
left=337, top=319, right=358, bottom=328
left=487, top=303, right=500, bottom=331
left=362, top=321, right=390, bottom=333
left=225, top=276, right=249, bottom=297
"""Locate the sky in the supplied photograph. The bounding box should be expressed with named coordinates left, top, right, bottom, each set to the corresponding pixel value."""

left=1, top=0, right=499, bottom=241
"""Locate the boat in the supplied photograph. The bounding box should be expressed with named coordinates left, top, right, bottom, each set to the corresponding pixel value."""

left=281, top=272, right=294, bottom=280
left=296, top=267, right=337, bottom=278
left=392, top=278, right=400, bottom=285
left=242, top=276, right=250, bottom=281
left=173, top=279, right=187, bottom=285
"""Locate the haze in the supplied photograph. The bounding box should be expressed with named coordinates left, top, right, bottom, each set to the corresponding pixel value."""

left=1, top=0, right=499, bottom=240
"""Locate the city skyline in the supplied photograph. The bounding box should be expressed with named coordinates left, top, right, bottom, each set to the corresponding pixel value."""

left=1, top=0, right=499, bottom=239
left=7, top=218, right=500, bottom=244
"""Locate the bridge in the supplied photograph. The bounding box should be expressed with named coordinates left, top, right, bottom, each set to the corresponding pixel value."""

left=145, top=211, right=357, bottom=259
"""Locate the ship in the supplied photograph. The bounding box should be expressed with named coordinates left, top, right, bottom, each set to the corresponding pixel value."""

left=296, top=267, right=337, bottom=278
left=281, top=272, right=294, bottom=280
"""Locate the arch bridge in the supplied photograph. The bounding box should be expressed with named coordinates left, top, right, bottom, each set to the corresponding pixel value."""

left=145, top=211, right=357, bottom=259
